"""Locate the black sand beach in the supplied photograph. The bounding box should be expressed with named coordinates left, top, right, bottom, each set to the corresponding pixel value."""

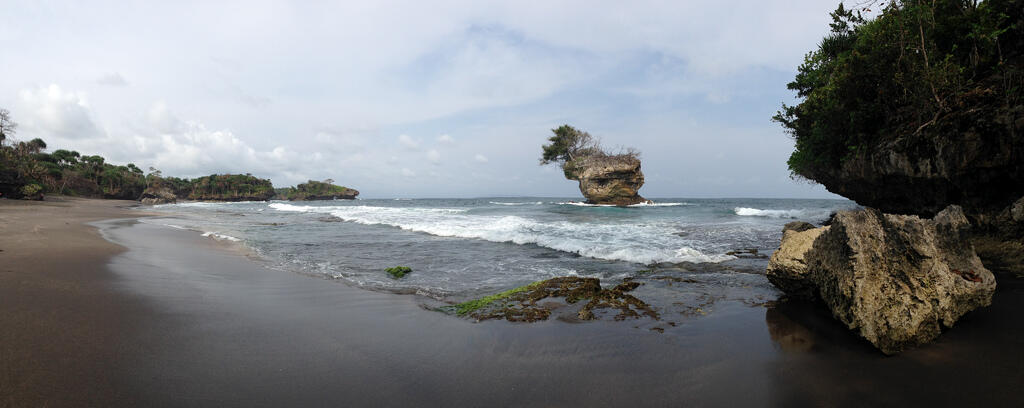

left=3, top=198, right=1024, bottom=407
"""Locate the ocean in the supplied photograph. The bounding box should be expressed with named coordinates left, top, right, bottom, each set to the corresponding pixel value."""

left=142, top=197, right=857, bottom=305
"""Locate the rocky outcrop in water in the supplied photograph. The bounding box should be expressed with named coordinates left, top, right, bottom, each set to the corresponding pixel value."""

left=767, top=206, right=996, bottom=354
left=138, top=186, right=177, bottom=205
left=566, top=155, right=648, bottom=206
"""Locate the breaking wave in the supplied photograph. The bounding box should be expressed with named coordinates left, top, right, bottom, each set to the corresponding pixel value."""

left=489, top=201, right=544, bottom=206
left=270, top=203, right=733, bottom=265
left=201, top=231, right=242, bottom=242
left=733, top=207, right=830, bottom=219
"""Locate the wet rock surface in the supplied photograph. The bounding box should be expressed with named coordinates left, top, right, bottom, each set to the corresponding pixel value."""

left=451, top=277, right=659, bottom=323
left=769, top=206, right=997, bottom=354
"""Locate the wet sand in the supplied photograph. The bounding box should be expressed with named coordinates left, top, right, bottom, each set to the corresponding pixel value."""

left=0, top=197, right=152, bottom=406
left=3, top=198, right=1024, bottom=407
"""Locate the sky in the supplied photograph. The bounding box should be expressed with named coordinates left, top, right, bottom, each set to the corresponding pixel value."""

left=0, top=0, right=850, bottom=199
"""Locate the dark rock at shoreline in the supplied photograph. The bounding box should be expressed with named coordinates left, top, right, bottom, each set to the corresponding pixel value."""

left=451, top=277, right=658, bottom=323
left=768, top=206, right=996, bottom=355
left=138, top=186, right=176, bottom=205
left=568, top=155, right=648, bottom=206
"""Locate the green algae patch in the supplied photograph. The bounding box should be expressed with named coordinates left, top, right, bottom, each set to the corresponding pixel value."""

left=452, top=280, right=545, bottom=316
left=386, top=266, right=412, bottom=279
left=445, top=276, right=659, bottom=323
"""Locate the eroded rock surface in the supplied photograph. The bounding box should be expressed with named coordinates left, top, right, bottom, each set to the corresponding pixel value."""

left=788, top=206, right=996, bottom=354
left=568, top=155, right=647, bottom=206
left=766, top=223, right=829, bottom=299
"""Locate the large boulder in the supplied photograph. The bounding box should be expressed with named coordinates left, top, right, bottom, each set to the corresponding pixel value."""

left=766, top=222, right=829, bottom=299
left=139, top=186, right=177, bottom=205
left=569, top=155, right=647, bottom=206
left=799, top=206, right=996, bottom=354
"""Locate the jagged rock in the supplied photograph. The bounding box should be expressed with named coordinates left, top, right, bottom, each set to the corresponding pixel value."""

left=138, top=186, right=177, bottom=205
left=568, top=155, right=647, bottom=206
left=804, top=206, right=996, bottom=355
left=767, top=224, right=829, bottom=299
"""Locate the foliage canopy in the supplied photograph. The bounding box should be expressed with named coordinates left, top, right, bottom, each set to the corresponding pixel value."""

left=774, top=0, right=1023, bottom=179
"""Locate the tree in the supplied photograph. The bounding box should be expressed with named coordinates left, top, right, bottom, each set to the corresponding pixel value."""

left=539, top=125, right=599, bottom=166
left=0, top=109, right=16, bottom=146
left=773, top=0, right=1023, bottom=179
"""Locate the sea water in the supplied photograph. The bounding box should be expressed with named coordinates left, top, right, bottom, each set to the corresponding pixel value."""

left=143, top=197, right=856, bottom=300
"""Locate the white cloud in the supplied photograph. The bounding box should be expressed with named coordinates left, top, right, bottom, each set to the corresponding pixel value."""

left=427, top=149, right=441, bottom=165
left=474, top=154, right=488, bottom=163
left=17, top=84, right=101, bottom=141
left=96, top=73, right=128, bottom=86
left=437, top=134, right=454, bottom=144
left=401, top=168, right=416, bottom=177
left=398, top=134, right=420, bottom=150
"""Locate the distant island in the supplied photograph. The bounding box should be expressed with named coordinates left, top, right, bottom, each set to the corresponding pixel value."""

left=539, top=124, right=649, bottom=206
left=279, top=179, right=359, bottom=201
left=0, top=110, right=356, bottom=204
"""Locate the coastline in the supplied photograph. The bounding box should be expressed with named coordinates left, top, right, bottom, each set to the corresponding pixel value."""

left=3, top=197, right=1024, bottom=407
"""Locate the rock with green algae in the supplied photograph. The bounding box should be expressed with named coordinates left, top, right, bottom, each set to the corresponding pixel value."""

left=385, top=266, right=412, bottom=279
left=445, top=276, right=659, bottom=323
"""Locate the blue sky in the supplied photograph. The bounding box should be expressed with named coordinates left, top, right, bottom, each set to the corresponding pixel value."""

left=0, top=0, right=850, bottom=199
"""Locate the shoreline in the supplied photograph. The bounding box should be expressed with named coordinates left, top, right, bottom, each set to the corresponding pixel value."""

left=3, top=197, right=1024, bottom=406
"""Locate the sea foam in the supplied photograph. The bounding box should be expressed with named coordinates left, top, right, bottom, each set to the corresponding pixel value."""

left=270, top=203, right=733, bottom=265
left=733, top=207, right=829, bottom=219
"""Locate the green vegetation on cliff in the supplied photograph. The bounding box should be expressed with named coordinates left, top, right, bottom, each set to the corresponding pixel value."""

left=284, top=179, right=358, bottom=201
left=774, top=0, right=1023, bottom=180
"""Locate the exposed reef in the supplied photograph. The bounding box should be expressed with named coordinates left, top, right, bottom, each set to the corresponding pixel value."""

left=446, top=277, right=658, bottom=323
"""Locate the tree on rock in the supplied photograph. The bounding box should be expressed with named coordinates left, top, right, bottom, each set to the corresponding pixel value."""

left=539, top=125, right=648, bottom=206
